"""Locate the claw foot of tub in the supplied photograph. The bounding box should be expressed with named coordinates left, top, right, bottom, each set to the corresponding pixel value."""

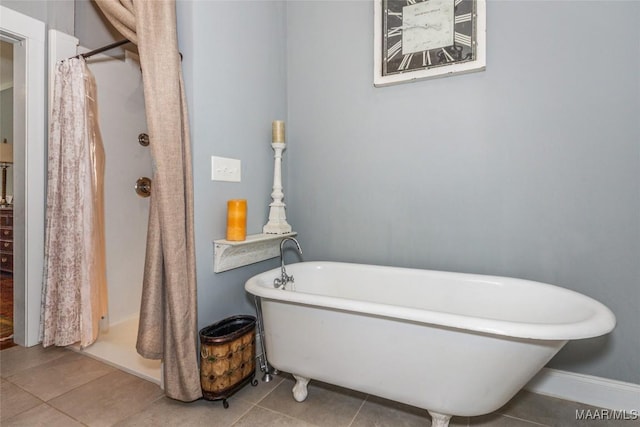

left=292, top=374, right=310, bottom=402
left=428, top=411, right=452, bottom=427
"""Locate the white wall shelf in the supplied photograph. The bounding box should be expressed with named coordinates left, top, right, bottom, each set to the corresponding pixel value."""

left=213, top=232, right=297, bottom=273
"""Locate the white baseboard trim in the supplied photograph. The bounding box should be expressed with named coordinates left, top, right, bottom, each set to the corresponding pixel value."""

left=525, top=368, right=640, bottom=411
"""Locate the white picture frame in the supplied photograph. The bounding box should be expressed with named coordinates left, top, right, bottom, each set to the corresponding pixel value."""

left=374, top=0, right=486, bottom=87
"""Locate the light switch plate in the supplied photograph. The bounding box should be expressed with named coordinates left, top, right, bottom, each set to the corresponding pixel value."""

left=212, top=156, right=241, bottom=182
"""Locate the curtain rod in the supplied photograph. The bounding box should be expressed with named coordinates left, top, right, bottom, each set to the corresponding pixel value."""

left=70, top=38, right=184, bottom=61
left=73, top=39, right=131, bottom=60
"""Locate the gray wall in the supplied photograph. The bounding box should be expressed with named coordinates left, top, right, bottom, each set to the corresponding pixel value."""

left=286, top=0, right=639, bottom=384
left=73, top=0, right=639, bottom=384
left=0, top=88, right=12, bottom=144
left=0, top=88, right=14, bottom=195
left=73, top=0, right=287, bottom=327
left=2, top=0, right=74, bottom=34
left=74, top=0, right=127, bottom=54
left=177, top=0, right=287, bottom=328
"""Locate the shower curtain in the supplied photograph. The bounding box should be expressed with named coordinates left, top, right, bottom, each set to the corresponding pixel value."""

left=41, top=58, right=108, bottom=349
left=94, top=0, right=201, bottom=401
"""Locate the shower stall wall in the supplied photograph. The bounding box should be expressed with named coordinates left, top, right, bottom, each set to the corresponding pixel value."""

left=50, top=30, right=160, bottom=384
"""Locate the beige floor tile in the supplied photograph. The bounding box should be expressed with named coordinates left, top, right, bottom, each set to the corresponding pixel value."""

left=469, top=413, right=547, bottom=426
left=48, top=369, right=163, bottom=427
left=2, top=403, right=84, bottom=427
left=233, top=405, right=317, bottom=427
left=450, top=415, right=471, bottom=427
left=350, top=395, right=470, bottom=427
left=0, top=379, right=43, bottom=421
left=3, top=343, right=628, bottom=427
left=498, top=390, right=638, bottom=427
left=258, top=376, right=366, bottom=426
left=350, top=395, right=430, bottom=427
left=0, top=345, right=69, bottom=378
left=114, top=395, right=252, bottom=427
left=233, top=371, right=284, bottom=405
left=7, top=351, right=116, bottom=401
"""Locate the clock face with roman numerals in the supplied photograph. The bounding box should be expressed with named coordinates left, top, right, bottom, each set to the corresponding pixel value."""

left=374, top=0, right=485, bottom=86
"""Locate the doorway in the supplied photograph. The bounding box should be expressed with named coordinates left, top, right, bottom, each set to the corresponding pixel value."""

left=0, top=6, right=46, bottom=348
left=0, top=39, right=15, bottom=349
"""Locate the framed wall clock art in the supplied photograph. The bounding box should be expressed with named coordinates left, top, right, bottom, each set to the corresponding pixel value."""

left=374, top=0, right=486, bottom=87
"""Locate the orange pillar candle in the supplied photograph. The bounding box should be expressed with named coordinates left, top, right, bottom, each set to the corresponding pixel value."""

left=226, top=199, right=247, bottom=241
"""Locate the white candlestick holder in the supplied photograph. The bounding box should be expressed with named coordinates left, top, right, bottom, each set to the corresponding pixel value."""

left=263, top=142, right=292, bottom=234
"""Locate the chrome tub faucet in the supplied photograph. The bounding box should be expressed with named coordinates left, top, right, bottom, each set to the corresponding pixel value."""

left=274, top=237, right=302, bottom=289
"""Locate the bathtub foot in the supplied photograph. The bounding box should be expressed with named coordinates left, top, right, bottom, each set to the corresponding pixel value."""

left=428, top=411, right=452, bottom=427
left=292, top=374, right=310, bottom=402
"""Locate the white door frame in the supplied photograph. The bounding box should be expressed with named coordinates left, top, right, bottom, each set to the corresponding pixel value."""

left=0, top=6, right=46, bottom=347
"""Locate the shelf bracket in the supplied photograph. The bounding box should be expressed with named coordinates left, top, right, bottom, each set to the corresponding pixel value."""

left=213, top=232, right=297, bottom=273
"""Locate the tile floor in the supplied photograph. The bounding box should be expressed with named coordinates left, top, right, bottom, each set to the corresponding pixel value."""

left=0, top=345, right=635, bottom=426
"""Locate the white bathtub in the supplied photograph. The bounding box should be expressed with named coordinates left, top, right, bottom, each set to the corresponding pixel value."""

left=245, top=262, right=616, bottom=427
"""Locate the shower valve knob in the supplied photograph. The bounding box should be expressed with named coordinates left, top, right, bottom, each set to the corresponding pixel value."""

left=135, top=177, right=152, bottom=198
left=138, top=133, right=150, bottom=146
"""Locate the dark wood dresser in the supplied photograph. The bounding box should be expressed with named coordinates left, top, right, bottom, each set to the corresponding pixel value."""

left=0, top=207, right=13, bottom=273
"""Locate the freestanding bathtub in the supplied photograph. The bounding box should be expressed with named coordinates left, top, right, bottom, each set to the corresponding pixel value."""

left=245, top=262, right=616, bottom=427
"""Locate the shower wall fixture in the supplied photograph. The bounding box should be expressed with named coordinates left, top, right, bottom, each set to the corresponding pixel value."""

left=135, top=177, right=151, bottom=198
left=135, top=132, right=151, bottom=197
left=138, top=133, right=149, bottom=146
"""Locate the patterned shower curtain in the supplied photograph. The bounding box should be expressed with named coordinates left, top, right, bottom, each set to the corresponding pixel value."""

left=40, top=58, right=108, bottom=349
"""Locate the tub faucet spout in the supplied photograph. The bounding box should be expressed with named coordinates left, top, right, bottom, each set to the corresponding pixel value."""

left=274, top=237, right=302, bottom=289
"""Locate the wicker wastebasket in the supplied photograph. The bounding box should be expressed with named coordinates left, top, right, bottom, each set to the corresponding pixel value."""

left=199, top=315, right=258, bottom=408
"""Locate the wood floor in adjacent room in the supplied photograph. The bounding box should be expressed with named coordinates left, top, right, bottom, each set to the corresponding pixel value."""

left=0, top=273, right=15, bottom=350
